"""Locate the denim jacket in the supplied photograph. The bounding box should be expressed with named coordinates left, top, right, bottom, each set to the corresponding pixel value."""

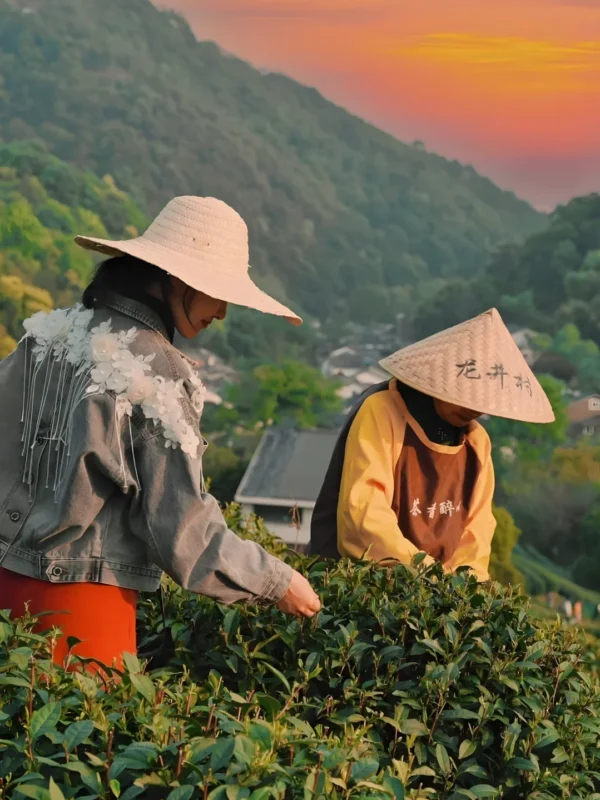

left=0, top=292, right=293, bottom=604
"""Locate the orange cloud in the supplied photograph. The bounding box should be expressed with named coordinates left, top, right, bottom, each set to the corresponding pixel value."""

left=393, top=33, right=600, bottom=94
left=399, top=33, right=599, bottom=69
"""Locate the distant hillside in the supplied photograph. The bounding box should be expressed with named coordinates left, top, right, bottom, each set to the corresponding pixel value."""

left=0, top=141, right=147, bottom=354
left=0, top=0, right=545, bottom=326
left=411, top=193, right=600, bottom=347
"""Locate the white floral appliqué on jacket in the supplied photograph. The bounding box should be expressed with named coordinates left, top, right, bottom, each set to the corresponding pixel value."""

left=20, top=305, right=205, bottom=495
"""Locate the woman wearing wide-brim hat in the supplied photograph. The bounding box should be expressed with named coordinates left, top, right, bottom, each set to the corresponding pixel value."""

left=0, top=196, right=320, bottom=671
left=310, top=309, right=555, bottom=581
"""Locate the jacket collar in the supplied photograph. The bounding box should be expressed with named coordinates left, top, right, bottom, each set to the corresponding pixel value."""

left=96, top=291, right=205, bottom=368
left=97, top=290, right=170, bottom=339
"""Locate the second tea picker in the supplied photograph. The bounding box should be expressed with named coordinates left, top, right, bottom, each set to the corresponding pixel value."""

left=310, top=309, right=554, bottom=580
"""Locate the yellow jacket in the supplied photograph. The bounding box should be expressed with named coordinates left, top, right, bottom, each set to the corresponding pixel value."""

left=337, top=381, right=496, bottom=581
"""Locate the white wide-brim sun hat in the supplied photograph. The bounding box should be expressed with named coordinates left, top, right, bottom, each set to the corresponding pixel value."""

left=380, top=308, right=555, bottom=424
left=74, top=195, right=302, bottom=326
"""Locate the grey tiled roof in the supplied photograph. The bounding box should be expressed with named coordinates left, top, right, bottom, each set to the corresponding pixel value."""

left=236, top=427, right=339, bottom=505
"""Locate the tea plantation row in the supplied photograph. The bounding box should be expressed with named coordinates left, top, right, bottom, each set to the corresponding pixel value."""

left=0, top=508, right=599, bottom=799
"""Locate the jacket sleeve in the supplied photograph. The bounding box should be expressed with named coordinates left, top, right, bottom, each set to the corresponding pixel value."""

left=443, top=431, right=496, bottom=582
left=337, top=396, right=435, bottom=566
left=127, top=433, right=293, bottom=605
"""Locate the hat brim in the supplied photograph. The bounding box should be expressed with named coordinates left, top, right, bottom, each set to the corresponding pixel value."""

left=380, top=363, right=555, bottom=424
left=74, top=234, right=302, bottom=326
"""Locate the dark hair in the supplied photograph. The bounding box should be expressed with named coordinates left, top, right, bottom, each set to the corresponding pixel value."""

left=82, top=255, right=175, bottom=340
left=82, top=255, right=170, bottom=308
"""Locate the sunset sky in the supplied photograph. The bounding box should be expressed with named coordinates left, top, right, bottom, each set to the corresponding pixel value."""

left=161, top=0, right=600, bottom=209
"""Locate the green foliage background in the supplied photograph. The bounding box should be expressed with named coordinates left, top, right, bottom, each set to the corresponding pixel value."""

left=412, top=196, right=600, bottom=347
left=0, top=141, right=147, bottom=351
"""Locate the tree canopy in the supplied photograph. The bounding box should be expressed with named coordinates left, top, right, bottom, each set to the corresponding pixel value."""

left=211, top=360, right=342, bottom=433
left=412, top=194, right=600, bottom=346
left=0, top=141, right=147, bottom=347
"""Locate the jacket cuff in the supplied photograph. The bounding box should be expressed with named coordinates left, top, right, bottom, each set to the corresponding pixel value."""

left=259, top=558, right=294, bottom=603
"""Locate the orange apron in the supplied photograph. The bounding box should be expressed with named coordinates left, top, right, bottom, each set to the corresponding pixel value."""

left=0, top=566, right=137, bottom=671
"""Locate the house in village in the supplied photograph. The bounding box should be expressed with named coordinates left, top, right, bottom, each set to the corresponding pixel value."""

left=176, top=342, right=238, bottom=406
left=235, top=427, right=339, bottom=548
left=510, top=328, right=540, bottom=366
left=321, top=345, right=389, bottom=407
left=566, top=394, right=600, bottom=439
left=322, top=345, right=374, bottom=380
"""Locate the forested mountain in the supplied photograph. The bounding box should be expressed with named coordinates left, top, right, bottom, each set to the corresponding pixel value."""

left=0, top=0, right=544, bottom=326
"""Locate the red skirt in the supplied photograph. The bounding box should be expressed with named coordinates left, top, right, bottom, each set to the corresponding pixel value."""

left=0, top=567, right=137, bottom=671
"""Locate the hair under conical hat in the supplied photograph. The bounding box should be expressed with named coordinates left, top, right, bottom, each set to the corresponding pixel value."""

left=379, top=309, right=554, bottom=423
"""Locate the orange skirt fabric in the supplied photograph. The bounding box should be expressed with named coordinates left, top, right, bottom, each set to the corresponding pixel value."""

left=0, top=567, right=137, bottom=671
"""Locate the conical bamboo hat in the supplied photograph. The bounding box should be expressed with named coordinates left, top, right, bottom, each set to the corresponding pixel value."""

left=379, top=309, right=554, bottom=423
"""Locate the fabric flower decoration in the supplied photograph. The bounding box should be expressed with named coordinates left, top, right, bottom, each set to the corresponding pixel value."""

left=90, top=332, right=120, bottom=362
left=22, top=306, right=203, bottom=460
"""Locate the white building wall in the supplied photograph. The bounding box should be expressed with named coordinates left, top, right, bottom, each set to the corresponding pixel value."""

left=242, top=504, right=312, bottom=547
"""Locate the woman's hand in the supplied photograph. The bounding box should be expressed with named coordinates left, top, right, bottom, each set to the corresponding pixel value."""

left=276, top=570, right=321, bottom=618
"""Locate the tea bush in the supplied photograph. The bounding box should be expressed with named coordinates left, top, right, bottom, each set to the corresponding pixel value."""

left=1, top=508, right=599, bottom=799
